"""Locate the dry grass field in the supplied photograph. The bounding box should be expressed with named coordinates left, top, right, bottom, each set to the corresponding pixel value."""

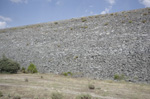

left=0, top=73, right=150, bottom=99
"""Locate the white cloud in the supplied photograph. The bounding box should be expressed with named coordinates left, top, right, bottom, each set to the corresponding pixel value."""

left=101, top=6, right=112, bottom=14
left=0, top=16, right=12, bottom=29
left=139, top=0, right=150, bottom=7
left=0, top=16, right=12, bottom=22
left=106, top=0, right=116, bottom=5
left=10, top=0, right=28, bottom=4
left=0, top=21, right=7, bottom=29
left=101, top=0, right=116, bottom=14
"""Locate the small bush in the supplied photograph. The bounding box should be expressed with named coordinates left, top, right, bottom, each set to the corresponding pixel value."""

left=0, top=55, right=20, bottom=73
left=142, top=20, right=146, bottom=23
left=74, top=56, right=78, bottom=59
left=62, top=72, right=73, bottom=76
left=128, top=20, right=132, bottom=23
left=114, top=74, right=125, bottom=80
left=27, top=63, right=38, bottom=73
left=76, top=94, right=92, bottom=99
left=110, top=13, right=113, bottom=16
left=62, top=72, right=68, bottom=76
left=54, top=22, right=58, bottom=24
left=0, top=91, right=3, bottom=97
left=41, top=76, right=43, bottom=79
left=51, top=92, right=63, bottom=99
left=70, top=28, right=73, bottom=30
left=88, top=84, right=95, bottom=90
left=81, top=17, right=87, bottom=22
left=81, top=26, right=88, bottom=29
left=104, top=22, right=108, bottom=26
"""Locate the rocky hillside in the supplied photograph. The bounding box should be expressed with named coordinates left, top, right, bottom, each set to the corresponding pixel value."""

left=0, top=8, right=150, bottom=83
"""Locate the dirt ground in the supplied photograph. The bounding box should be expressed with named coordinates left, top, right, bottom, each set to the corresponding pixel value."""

left=0, top=73, right=150, bottom=99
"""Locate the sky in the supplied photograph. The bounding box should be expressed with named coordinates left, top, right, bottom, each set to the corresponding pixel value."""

left=0, top=0, right=150, bottom=29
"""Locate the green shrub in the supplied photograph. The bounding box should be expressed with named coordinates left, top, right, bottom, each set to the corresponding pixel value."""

left=129, top=20, right=132, bottom=23
left=81, top=17, right=87, bottom=22
left=62, top=72, right=68, bottom=76
left=0, top=55, right=20, bottom=73
left=51, top=92, right=63, bottom=99
left=27, top=63, right=38, bottom=73
left=0, top=91, right=3, bottom=97
left=76, top=94, right=92, bottom=99
left=54, top=22, right=58, bottom=24
left=88, top=84, right=95, bottom=90
left=114, top=74, right=125, bottom=80
left=62, top=72, right=73, bottom=76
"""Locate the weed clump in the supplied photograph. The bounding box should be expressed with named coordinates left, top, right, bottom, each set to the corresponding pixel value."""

left=129, top=20, right=132, bottom=23
left=110, top=13, right=113, bottom=16
left=142, top=20, right=146, bottom=23
left=41, top=76, right=43, bottom=79
left=0, top=55, right=20, bottom=74
left=74, top=56, right=78, bottom=59
left=114, top=74, right=125, bottom=80
left=76, top=94, right=92, bottom=99
left=27, top=63, right=38, bottom=73
left=54, top=22, right=58, bottom=24
left=81, top=26, right=88, bottom=29
left=51, top=92, right=64, bottom=99
left=62, top=72, right=68, bottom=76
left=104, top=22, right=108, bottom=26
left=81, top=17, right=87, bottom=22
left=62, top=72, right=73, bottom=76
left=88, top=84, right=95, bottom=90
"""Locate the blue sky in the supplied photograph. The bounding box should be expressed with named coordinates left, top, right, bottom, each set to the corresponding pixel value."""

left=0, top=0, right=150, bottom=29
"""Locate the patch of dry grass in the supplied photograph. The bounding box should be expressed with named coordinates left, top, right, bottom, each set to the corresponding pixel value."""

left=0, top=74, right=150, bottom=99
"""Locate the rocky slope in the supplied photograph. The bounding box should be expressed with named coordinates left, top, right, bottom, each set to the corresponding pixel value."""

left=0, top=8, right=150, bottom=82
